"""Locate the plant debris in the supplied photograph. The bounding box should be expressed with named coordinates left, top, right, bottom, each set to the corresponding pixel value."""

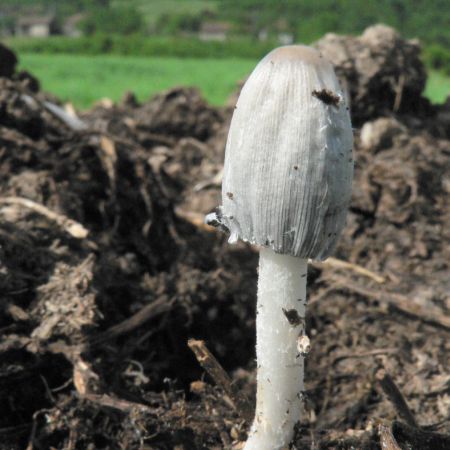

left=311, top=88, right=341, bottom=107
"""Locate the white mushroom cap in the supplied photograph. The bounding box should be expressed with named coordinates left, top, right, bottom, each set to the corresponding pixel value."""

left=213, top=45, right=353, bottom=260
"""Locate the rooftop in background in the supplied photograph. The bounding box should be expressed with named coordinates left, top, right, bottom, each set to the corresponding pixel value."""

left=112, top=0, right=218, bottom=25
left=63, top=13, right=85, bottom=37
left=199, top=21, right=231, bottom=41
left=16, top=15, right=54, bottom=27
left=15, top=15, right=57, bottom=38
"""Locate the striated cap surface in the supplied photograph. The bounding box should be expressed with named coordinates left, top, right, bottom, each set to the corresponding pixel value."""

left=214, top=45, right=353, bottom=260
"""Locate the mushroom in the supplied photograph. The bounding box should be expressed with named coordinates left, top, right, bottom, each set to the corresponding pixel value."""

left=207, top=45, right=353, bottom=449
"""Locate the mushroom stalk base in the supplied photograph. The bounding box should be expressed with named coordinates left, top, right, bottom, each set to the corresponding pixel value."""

left=245, top=247, right=307, bottom=450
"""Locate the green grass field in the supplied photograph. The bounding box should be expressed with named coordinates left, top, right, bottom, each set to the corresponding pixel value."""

left=424, top=70, right=450, bottom=104
left=18, top=53, right=449, bottom=110
left=19, top=53, right=256, bottom=108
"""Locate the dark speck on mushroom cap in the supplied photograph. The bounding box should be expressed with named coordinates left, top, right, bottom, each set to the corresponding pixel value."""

left=264, top=45, right=330, bottom=69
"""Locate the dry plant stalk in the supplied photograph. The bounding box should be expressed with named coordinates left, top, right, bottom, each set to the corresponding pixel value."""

left=0, top=196, right=88, bottom=239
left=188, top=339, right=253, bottom=423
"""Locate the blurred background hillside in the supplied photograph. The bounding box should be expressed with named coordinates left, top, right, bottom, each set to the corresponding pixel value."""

left=1, top=0, right=449, bottom=108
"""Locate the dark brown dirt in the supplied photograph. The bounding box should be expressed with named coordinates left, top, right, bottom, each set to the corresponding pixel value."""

left=315, top=24, right=429, bottom=125
left=1, top=25, right=449, bottom=450
left=0, top=43, right=17, bottom=78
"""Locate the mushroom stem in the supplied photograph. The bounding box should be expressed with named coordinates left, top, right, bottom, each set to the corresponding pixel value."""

left=245, top=247, right=307, bottom=450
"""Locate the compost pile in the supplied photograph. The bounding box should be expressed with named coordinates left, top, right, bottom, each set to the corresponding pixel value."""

left=1, top=25, right=450, bottom=450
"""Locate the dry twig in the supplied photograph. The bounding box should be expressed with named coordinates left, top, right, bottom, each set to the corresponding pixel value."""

left=72, top=357, right=158, bottom=415
left=376, top=368, right=418, bottom=428
left=88, top=297, right=174, bottom=347
left=0, top=196, right=88, bottom=239
left=378, top=422, right=402, bottom=450
left=332, top=348, right=396, bottom=366
left=392, top=421, right=450, bottom=450
left=188, top=339, right=253, bottom=423
left=313, top=257, right=386, bottom=283
left=81, top=393, right=159, bottom=414
left=329, top=276, right=450, bottom=333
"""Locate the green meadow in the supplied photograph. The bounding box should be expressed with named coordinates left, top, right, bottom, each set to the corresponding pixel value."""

left=424, top=70, right=450, bottom=104
left=19, top=53, right=256, bottom=108
left=18, top=53, right=449, bottom=110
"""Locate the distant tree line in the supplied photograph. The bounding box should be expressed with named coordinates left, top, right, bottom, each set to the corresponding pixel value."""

left=79, top=5, right=145, bottom=36
left=217, top=0, right=449, bottom=46
left=1, top=0, right=109, bottom=17
left=2, top=0, right=449, bottom=46
left=2, top=0, right=449, bottom=72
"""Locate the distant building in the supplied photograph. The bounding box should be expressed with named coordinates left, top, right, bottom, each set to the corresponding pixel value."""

left=199, top=22, right=231, bottom=41
left=16, top=15, right=57, bottom=37
left=257, top=30, right=294, bottom=45
left=258, top=29, right=269, bottom=41
left=278, top=32, right=294, bottom=45
left=257, top=22, right=294, bottom=45
left=63, top=13, right=85, bottom=37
